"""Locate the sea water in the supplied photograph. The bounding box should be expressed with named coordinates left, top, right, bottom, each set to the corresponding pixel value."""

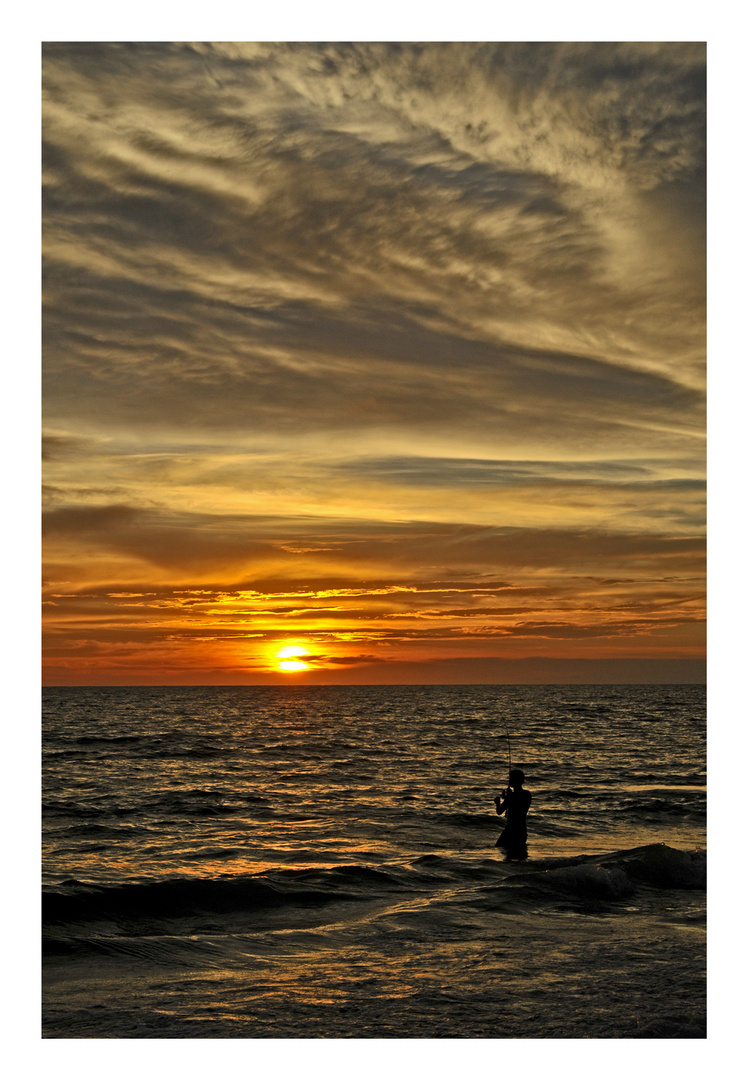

left=42, top=684, right=706, bottom=1039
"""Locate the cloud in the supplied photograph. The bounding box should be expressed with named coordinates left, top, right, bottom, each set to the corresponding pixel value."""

left=41, top=42, right=706, bottom=682
left=42, top=504, right=281, bottom=572
left=42, top=501, right=706, bottom=577
left=42, top=432, right=100, bottom=461
left=333, top=454, right=705, bottom=488
left=43, top=43, right=705, bottom=379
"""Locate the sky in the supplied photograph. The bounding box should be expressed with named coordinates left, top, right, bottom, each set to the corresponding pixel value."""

left=41, top=40, right=706, bottom=685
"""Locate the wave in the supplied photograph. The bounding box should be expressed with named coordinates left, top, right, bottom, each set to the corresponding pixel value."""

left=604, top=843, right=705, bottom=888
left=43, top=789, right=272, bottom=822
left=71, top=734, right=144, bottom=745
left=618, top=796, right=705, bottom=819
left=42, top=844, right=704, bottom=935
left=42, top=862, right=403, bottom=928
left=44, top=875, right=349, bottom=926
left=494, top=843, right=706, bottom=906
left=48, top=822, right=155, bottom=840
left=435, top=812, right=498, bottom=829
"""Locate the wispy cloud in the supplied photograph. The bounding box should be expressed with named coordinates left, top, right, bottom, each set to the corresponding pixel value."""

left=42, top=42, right=706, bottom=682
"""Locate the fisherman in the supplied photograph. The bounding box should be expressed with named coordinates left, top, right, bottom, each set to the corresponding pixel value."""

left=494, top=768, right=531, bottom=861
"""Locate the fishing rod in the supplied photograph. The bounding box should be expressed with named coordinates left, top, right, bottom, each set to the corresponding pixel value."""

left=497, top=719, right=512, bottom=798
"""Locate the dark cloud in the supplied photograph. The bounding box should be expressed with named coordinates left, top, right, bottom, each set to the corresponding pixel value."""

left=42, top=498, right=706, bottom=583
left=42, top=260, right=704, bottom=455
left=324, top=654, right=382, bottom=665
left=43, top=504, right=281, bottom=571
left=333, top=455, right=705, bottom=488
left=42, top=433, right=99, bottom=461
left=43, top=43, right=705, bottom=409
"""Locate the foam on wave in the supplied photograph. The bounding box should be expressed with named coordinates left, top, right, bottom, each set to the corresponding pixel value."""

left=511, top=843, right=706, bottom=902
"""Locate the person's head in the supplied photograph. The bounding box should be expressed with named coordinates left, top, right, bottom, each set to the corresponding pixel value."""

left=508, top=768, right=525, bottom=789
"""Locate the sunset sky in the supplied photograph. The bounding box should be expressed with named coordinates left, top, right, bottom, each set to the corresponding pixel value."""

left=42, top=41, right=706, bottom=685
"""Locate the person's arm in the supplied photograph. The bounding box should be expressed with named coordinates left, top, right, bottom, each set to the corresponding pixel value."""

left=494, top=791, right=508, bottom=816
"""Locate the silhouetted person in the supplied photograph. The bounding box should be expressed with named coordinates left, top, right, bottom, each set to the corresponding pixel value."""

left=494, top=768, right=531, bottom=861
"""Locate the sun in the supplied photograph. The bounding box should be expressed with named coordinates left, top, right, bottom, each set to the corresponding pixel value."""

left=277, top=659, right=309, bottom=671
left=274, top=643, right=311, bottom=673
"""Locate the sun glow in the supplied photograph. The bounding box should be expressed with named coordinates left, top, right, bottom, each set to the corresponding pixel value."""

left=277, top=659, right=309, bottom=672
left=274, top=643, right=311, bottom=673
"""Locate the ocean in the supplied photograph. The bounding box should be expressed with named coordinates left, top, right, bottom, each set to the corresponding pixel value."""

left=42, top=684, right=706, bottom=1040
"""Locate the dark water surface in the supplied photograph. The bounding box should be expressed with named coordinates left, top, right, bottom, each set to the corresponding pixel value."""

left=42, top=684, right=706, bottom=1038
